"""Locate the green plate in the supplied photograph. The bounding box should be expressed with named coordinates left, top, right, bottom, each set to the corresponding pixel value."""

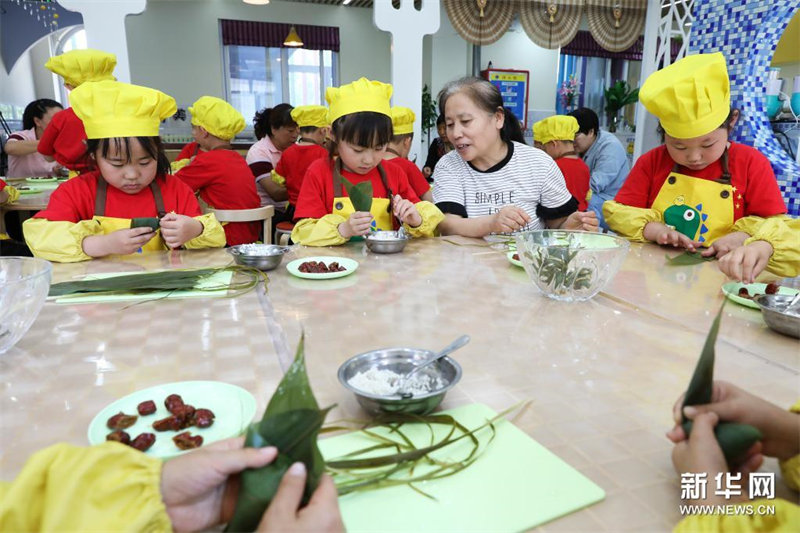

left=721, top=282, right=798, bottom=310
left=286, top=256, right=358, bottom=280
left=26, top=176, right=58, bottom=183
left=88, top=380, right=257, bottom=459
left=15, top=186, right=39, bottom=195
left=507, top=251, right=523, bottom=268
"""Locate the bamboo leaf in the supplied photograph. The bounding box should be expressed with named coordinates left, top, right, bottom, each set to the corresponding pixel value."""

left=341, top=176, right=373, bottom=213
left=666, top=251, right=715, bottom=266
left=680, top=302, right=762, bottom=465
left=129, top=217, right=160, bottom=232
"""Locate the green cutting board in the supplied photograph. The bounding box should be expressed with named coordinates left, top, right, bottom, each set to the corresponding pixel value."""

left=319, top=403, right=605, bottom=532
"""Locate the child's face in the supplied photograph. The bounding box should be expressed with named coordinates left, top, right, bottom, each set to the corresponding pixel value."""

left=665, top=128, right=728, bottom=171
left=338, top=139, right=387, bottom=175
left=95, top=138, right=158, bottom=195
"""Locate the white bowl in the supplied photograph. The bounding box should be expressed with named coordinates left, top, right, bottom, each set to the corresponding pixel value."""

left=0, top=257, right=51, bottom=353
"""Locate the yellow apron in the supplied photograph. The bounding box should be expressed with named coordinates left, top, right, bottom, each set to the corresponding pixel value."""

left=651, top=169, right=734, bottom=246
left=332, top=159, right=395, bottom=233
left=93, top=176, right=168, bottom=253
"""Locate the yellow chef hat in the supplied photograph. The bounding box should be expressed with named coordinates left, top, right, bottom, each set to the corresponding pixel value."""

left=70, top=80, right=177, bottom=139
left=533, top=115, right=579, bottom=145
left=326, top=78, right=392, bottom=124
left=188, top=96, right=245, bottom=140
left=391, top=106, right=415, bottom=135
left=639, top=52, right=730, bottom=139
left=45, top=49, right=117, bottom=88
left=290, top=105, right=329, bottom=128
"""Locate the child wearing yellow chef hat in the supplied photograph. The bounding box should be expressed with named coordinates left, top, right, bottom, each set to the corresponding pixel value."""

left=604, top=53, right=787, bottom=261
left=172, top=96, right=261, bottom=246
left=23, top=81, right=225, bottom=262
left=38, top=49, right=117, bottom=174
left=291, top=78, right=443, bottom=246
left=272, top=105, right=330, bottom=215
left=382, top=106, right=433, bottom=202
left=533, top=115, right=590, bottom=211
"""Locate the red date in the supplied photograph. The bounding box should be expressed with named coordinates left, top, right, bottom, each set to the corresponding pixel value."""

left=137, top=400, right=157, bottom=416
left=153, top=415, right=182, bottom=431
left=512, top=253, right=520, bottom=261
left=165, top=394, right=185, bottom=414
left=193, top=408, right=215, bottom=428
left=738, top=287, right=752, bottom=299
left=107, top=412, right=138, bottom=430
left=173, top=432, right=203, bottom=450
left=130, top=433, right=156, bottom=452
left=765, top=283, right=780, bottom=295
left=298, top=260, right=346, bottom=273
left=172, top=404, right=196, bottom=429
left=106, top=430, right=131, bottom=445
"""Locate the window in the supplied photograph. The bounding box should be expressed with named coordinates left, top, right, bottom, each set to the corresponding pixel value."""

left=224, top=45, right=338, bottom=130
left=50, top=26, right=87, bottom=105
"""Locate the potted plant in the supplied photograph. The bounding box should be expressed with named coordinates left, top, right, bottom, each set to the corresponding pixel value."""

left=421, top=84, right=438, bottom=147
left=604, top=80, right=638, bottom=132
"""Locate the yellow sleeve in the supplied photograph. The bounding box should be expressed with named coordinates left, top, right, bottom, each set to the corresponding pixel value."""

left=183, top=212, right=226, bottom=249
left=673, top=499, right=800, bottom=533
left=291, top=215, right=348, bottom=247
left=170, top=158, right=192, bottom=173
left=737, top=216, right=800, bottom=279
left=0, top=442, right=171, bottom=532
left=2, top=185, right=20, bottom=205
left=778, top=400, right=800, bottom=491
left=22, top=218, right=103, bottom=263
left=271, top=170, right=286, bottom=186
left=603, top=200, right=663, bottom=242
left=404, top=201, right=444, bottom=238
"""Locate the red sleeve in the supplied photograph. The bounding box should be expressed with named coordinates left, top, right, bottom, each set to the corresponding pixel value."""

left=37, top=112, right=62, bottom=157
left=614, top=148, right=660, bottom=208
left=401, top=159, right=431, bottom=198
left=33, top=175, right=96, bottom=222
left=174, top=152, right=216, bottom=191
left=0, top=179, right=6, bottom=191
left=275, top=149, right=289, bottom=177
left=164, top=176, right=203, bottom=217
left=294, top=159, right=332, bottom=220
left=38, top=109, right=89, bottom=169
left=739, top=147, right=787, bottom=217
left=383, top=162, right=420, bottom=203
left=176, top=142, right=198, bottom=161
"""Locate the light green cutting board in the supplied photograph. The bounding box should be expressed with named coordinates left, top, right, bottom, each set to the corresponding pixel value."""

left=319, top=403, right=605, bottom=532
left=54, top=270, right=233, bottom=304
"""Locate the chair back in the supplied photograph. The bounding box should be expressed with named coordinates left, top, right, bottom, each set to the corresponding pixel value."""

left=212, top=205, right=275, bottom=244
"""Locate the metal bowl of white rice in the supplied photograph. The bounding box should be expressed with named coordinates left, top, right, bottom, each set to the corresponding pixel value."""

left=227, top=244, right=289, bottom=271
left=338, top=347, right=462, bottom=415
left=365, top=231, right=409, bottom=254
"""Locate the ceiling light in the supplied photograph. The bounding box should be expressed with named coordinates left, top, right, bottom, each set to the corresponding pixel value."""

left=343, top=0, right=354, bottom=5
left=284, top=25, right=304, bottom=47
left=243, top=0, right=270, bottom=5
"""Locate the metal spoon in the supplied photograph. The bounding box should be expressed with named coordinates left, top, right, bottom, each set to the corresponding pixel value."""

left=785, top=291, right=800, bottom=312
left=396, top=335, right=470, bottom=398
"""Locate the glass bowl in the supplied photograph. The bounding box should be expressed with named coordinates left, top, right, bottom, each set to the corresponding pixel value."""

left=0, top=257, right=52, bottom=353
left=514, top=230, right=630, bottom=302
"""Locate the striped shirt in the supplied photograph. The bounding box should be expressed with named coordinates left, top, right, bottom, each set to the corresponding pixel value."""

left=432, top=141, right=575, bottom=231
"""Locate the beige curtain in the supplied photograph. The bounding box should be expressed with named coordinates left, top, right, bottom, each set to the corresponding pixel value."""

left=442, top=0, right=517, bottom=46
left=518, top=1, right=584, bottom=50
left=585, top=0, right=647, bottom=53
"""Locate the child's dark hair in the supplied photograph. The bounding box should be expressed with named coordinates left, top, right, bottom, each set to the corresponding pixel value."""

left=253, top=104, right=295, bottom=140
left=567, top=107, right=599, bottom=137
left=437, top=77, right=523, bottom=144
left=656, top=108, right=739, bottom=142
left=299, top=125, right=320, bottom=135
left=86, top=137, right=171, bottom=175
left=327, top=111, right=393, bottom=158
left=391, top=132, right=413, bottom=144
left=22, top=99, right=63, bottom=130
left=436, top=113, right=445, bottom=127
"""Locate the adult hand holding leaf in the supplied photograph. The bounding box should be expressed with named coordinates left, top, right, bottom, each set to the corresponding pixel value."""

left=226, top=335, right=334, bottom=532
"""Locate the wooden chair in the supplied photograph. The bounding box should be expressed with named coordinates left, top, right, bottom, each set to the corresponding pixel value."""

left=211, top=206, right=275, bottom=244
left=275, top=220, right=295, bottom=245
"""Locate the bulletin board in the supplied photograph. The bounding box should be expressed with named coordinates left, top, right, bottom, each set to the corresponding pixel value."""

left=482, top=69, right=530, bottom=128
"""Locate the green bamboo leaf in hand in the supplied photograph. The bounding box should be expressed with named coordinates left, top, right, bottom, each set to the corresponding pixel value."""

left=341, top=176, right=373, bottom=213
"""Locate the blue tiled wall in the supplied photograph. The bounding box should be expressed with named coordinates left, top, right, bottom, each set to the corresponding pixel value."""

left=690, top=0, right=800, bottom=216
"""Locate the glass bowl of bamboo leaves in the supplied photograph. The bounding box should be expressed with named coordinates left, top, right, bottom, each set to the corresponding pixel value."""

left=514, top=230, right=629, bottom=302
left=338, top=347, right=462, bottom=415
left=0, top=257, right=52, bottom=353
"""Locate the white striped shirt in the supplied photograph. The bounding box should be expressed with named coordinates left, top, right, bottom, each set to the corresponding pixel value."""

left=432, top=141, right=573, bottom=231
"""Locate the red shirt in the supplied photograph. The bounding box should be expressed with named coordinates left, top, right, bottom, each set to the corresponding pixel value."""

left=174, top=150, right=261, bottom=245
left=37, top=108, right=92, bottom=172
left=34, top=170, right=202, bottom=222
left=275, top=143, right=328, bottom=206
left=616, top=142, right=786, bottom=220
left=176, top=142, right=202, bottom=161
left=384, top=157, right=431, bottom=199
left=555, top=157, right=590, bottom=211
left=295, top=159, right=421, bottom=220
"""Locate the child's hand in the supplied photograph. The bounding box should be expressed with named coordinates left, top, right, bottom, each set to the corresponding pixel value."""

left=644, top=222, right=702, bottom=251
left=85, top=227, right=156, bottom=257
left=393, top=195, right=422, bottom=228
left=717, top=241, right=773, bottom=284
left=490, top=206, right=531, bottom=233
left=666, top=380, right=799, bottom=462
left=561, top=211, right=599, bottom=232
left=701, top=231, right=749, bottom=258
left=160, top=213, right=203, bottom=249
left=338, top=211, right=373, bottom=238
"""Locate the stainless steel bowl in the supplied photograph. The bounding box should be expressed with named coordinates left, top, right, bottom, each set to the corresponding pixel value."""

left=365, top=231, right=409, bottom=254
left=227, top=244, right=289, bottom=271
left=338, top=347, right=462, bottom=415
left=754, top=294, right=800, bottom=339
